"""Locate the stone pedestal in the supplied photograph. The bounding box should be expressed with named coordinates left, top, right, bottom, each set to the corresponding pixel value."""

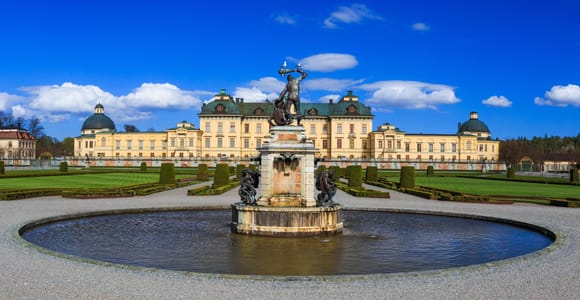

left=231, top=125, right=343, bottom=237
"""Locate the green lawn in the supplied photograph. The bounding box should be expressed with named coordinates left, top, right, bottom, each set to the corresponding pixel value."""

left=0, top=173, right=186, bottom=189
left=407, top=176, right=580, bottom=198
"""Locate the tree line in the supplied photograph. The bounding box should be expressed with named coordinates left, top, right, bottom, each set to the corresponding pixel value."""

left=500, top=134, right=580, bottom=167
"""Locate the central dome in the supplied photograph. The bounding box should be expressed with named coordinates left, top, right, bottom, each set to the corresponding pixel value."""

left=81, top=104, right=116, bottom=131
left=458, top=112, right=490, bottom=134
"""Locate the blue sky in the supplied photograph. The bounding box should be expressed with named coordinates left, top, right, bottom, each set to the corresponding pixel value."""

left=1, top=0, right=579, bottom=140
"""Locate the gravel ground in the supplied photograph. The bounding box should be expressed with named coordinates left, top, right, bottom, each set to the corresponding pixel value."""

left=0, top=184, right=578, bottom=300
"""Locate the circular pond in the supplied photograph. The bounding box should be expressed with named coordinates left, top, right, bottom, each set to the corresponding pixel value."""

left=20, top=209, right=554, bottom=276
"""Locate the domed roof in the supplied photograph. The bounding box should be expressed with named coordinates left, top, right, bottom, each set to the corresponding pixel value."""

left=81, top=104, right=116, bottom=131
left=458, top=112, right=490, bottom=134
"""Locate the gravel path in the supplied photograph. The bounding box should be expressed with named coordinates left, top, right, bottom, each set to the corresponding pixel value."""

left=1, top=184, right=578, bottom=300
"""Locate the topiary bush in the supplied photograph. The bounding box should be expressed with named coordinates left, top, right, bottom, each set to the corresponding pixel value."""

left=0, top=161, right=4, bottom=175
left=197, top=163, right=209, bottom=180
left=366, top=166, right=378, bottom=182
left=399, top=166, right=416, bottom=188
left=348, top=165, right=363, bottom=188
left=59, top=162, right=68, bottom=173
left=236, top=164, right=246, bottom=180
left=316, top=165, right=327, bottom=177
left=571, top=167, right=579, bottom=183
left=140, top=162, right=147, bottom=172
left=213, top=163, right=230, bottom=188
left=345, top=165, right=354, bottom=180
left=159, top=163, right=176, bottom=184
left=507, top=167, right=516, bottom=179
left=426, top=165, right=434, bottom=176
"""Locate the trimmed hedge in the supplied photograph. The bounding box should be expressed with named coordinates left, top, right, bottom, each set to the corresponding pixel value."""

left=197, top=163, right=209, bottom=180
left=0, top=188, right=62, bottom=200
left=59, top=162, right=68, bottom=172
left=159, top=163, right=176, bottom=184
left=236, top=164, right=246, bottom=180
left=213, top=163, right=230, bottom=188
left=140, top=162, right=147, bottom=172
left=426, top=165, right=434, bottom=176
left=188, top=181, right=238, bottom=195
left=348, top=165, right=363, bottom=188
left=399, top=166, right=416, bottom=188
left=507, top=167, right=516, bottom=178
left=570, top=167, right=579, bottom=183
left=336, top=182, right=390, bottom=198
left=0, top=161, right=4, bottom=175
left=366, top=166, right=378, bottom=182
left=316, top=165, right=327, bottom=178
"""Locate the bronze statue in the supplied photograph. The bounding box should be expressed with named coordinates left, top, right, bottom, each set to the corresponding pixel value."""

left=270, top=60, right=307, bottom=126
left=239, top=168, right=260, bottom=205
left=316, top=170, right=337, bottom=207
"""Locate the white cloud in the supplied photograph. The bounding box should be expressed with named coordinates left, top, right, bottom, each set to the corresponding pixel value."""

left=304, top=78, right=364, bottom=92
left=273, top=14, right=296, bottom=25
left=318, top=94, right=341, bottom=102
left=300, top=53, right=358, bottom=72
left=412, top=22, right=430, bottom=31
left=357, top=80, right=460, bottom=110
left=233, top=87, right=278, bottom=103
left=483, top=95, right=512, bottom=107
left=119, top=83, right=202, bottom=109
left=534, top=84, right=580, bottom=107
left=22, top=82, right=117, bottom=113
left=0, top=92, right=24, bottom=111
left=324, top=3, right=383, bottom=29
left=248, top=77, right=285, bottom=94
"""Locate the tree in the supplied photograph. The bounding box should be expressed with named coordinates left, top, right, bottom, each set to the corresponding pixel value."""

left=124, top=124, right=139, bottom=132
left=27, top=116, right=44, bottom=139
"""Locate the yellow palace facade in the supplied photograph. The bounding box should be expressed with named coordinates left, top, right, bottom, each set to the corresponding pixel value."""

left=74, top=90, right=500, bottom=169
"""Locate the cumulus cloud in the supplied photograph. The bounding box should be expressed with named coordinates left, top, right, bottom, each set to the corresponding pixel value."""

left=248, top=77, right=285, bottom=94
left=412, top=22, right=430, bottom=31
left=273, top=13, right=296, bottom=25
left=318, top=94, right=341, bottom=102
left=304, top=78, right=364, bottom=92
left=534, top=84, right=580, bottom=107
left=0, top=92, right=24, bottom=111
left=357, top=81, right=460, bottom=110
left=22, top=82, right=117, bottom=113
left=482, top=95, right=512, bottom=107
left=323, top=3, right=383, bottom=29
left=119, top=83, right=202, bottom=109
left=299, top=53, right=358, bottom=72
left=233, top=87, right=278, bottom=102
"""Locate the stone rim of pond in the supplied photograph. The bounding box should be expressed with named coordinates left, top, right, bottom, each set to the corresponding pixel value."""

left=16, top=206, right=560, bottom=281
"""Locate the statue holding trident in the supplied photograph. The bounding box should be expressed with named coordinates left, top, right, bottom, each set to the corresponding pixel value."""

left=276, top=60, right=307, bottom=126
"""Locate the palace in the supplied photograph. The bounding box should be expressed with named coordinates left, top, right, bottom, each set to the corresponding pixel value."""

left=74, top=89, right=500, bottom=166
left=0, top=125, right=36, bottom=165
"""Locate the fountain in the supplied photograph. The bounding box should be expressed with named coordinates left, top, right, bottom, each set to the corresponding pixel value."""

left=231, top=61, right=342, bottom=237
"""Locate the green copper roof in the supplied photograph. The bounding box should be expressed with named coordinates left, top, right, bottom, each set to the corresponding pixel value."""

left=458, top=119, right=490, bottom=133
left=81, top=113, right=116, bottom=131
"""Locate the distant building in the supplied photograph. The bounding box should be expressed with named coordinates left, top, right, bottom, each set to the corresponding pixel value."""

left=0, top=125, right=36, bottom=164
left=73, top=90, right=500, bottom=168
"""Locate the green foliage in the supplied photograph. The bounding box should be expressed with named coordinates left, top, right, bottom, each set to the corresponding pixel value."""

left=570, top=167, right=579, bottom=183
left=507, top=167, right=516, bottom=178
left=345, top=165, right=354, bottom=180
left=59, top=162, right=68, bottom=173
left=140, top=162, right=147, bottom=172
left=249, top=164, right=257, bottom=172
left=366, top=166, right=378, bottom=182
left=426, top=165, right=435, bottom=176
left=213, top=163, right=230, bottom=188
left=348, top=165, right=363, bottom=188
left=329, top=166, right=341, bottom=178
left=315, top=165, right=327, bottom=177
left=229, top=166, right=235, bottom=175
left=188, top=181, right=238, bottom=195
left=197, top=164, right=209, bottom=180
left=236, top=164, right=246, bottom=180
left=0, top=161, right=4, bottom=175
left=159, top=163, right=176, bottom=184
left=399, top=166, right=416, bottom=188
left=0, top=189, right=62, bottom=200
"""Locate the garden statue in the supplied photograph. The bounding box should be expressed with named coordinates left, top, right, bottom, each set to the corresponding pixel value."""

left=315, top=170, right=337, bottom=207
left=239, top=168, right=260, bottom=205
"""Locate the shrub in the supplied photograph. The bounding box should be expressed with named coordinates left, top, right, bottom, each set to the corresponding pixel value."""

left=570, top=167, right=579, bottom=183
left=236, top=164, right=246, bottom=180
left=213, top=163, right=230, bottom=188
left=316, top=165, right=327, bottom=177
left=159, top=163, right=176, bottom=184
left=366, top=166, right=378, bottom=182
left=507, top=167, right=515, bottom=178
left=329, top=166, right=341, bottom=178
left=59, top=162, right=68, bottom=173
left=140, top=162, right=147, bottom=172
left=0, top=161, right=4, bottom=175
left=426, top=165, right=434, bottom=176
left=197, top=163, right=209, bottom=180
left=399, top=166, right=416, bottom=188
left=348, top=165, right=363, bottom=188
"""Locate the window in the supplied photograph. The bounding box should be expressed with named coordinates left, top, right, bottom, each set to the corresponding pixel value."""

left=127, top=140, right=132, bottom=150
left=189, top=138, right=194, bottom=147
left=466, top=141, right=472, bottom=150
left=362, top=139, right=367, bottom=149
left=230, top=137, right=235, bottom=148
left=115, top=140, right=120, bottom=150
left=387, top=140, right=392, bottom=149
left=378, top=140, right=383, bottom=148
left=230, top=122, right=236, bottom=133
left=337, top=139, right=342, bottom=149
left=179, top=138, right=185, bottom=148
left=322, top=140, right=328, bottom=149
left=139, top=153, right=143, bottom=158
left=349, top=124, right=355, bottom=134
left=205, top=122, right=210, bottom=133
left=405, top=143, right=410, bottom=152
left=205, top=138, right=210, bottom=148
left=428, top=143, right=434, bottom=152
left=256, top=124, right=262, bottom=134
left=162, top=140, right=167, bottom=150
left=362, top=124, right=367, bottom=134
left=416, top=143, right=422, bottom=152
left=349, top=139, right=355, bottom=149
left=322, top=124, right=328, bottom=133
left=217, top=137, right=223, bottom=148
left=139, top=140, right=144, bottom=150
left=337, top=124, right=343, bottom=134
left=89, top=141, right=93, bottom=148
left=170, top=138, right=175, bottom=147
left=440, top=143, right=445, bottom=152
left=151, top=152, right=155, bottom=157
left=217, top=122, right=223, bottom=133
left=179, top=153, right=183, bottom=158
left=440, top=155, right=445, bottom=161
left=256, top=139, right=261, bottom=148
left=101, top=138, right=106, bottom=147
left=150, top=140, right=155, bottom=150
left=452, top=143, right=457, bottom=152
left=397, top=141, right=401, bottom=149
left=310, top=124, right=316, bottom=134
left=244, top=124, right=249, bottom=134
left=244, top=139, right=249, bottom=148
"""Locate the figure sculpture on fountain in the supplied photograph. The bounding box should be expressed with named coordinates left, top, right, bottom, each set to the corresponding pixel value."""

left=269, top=60, right=308, bottom=126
